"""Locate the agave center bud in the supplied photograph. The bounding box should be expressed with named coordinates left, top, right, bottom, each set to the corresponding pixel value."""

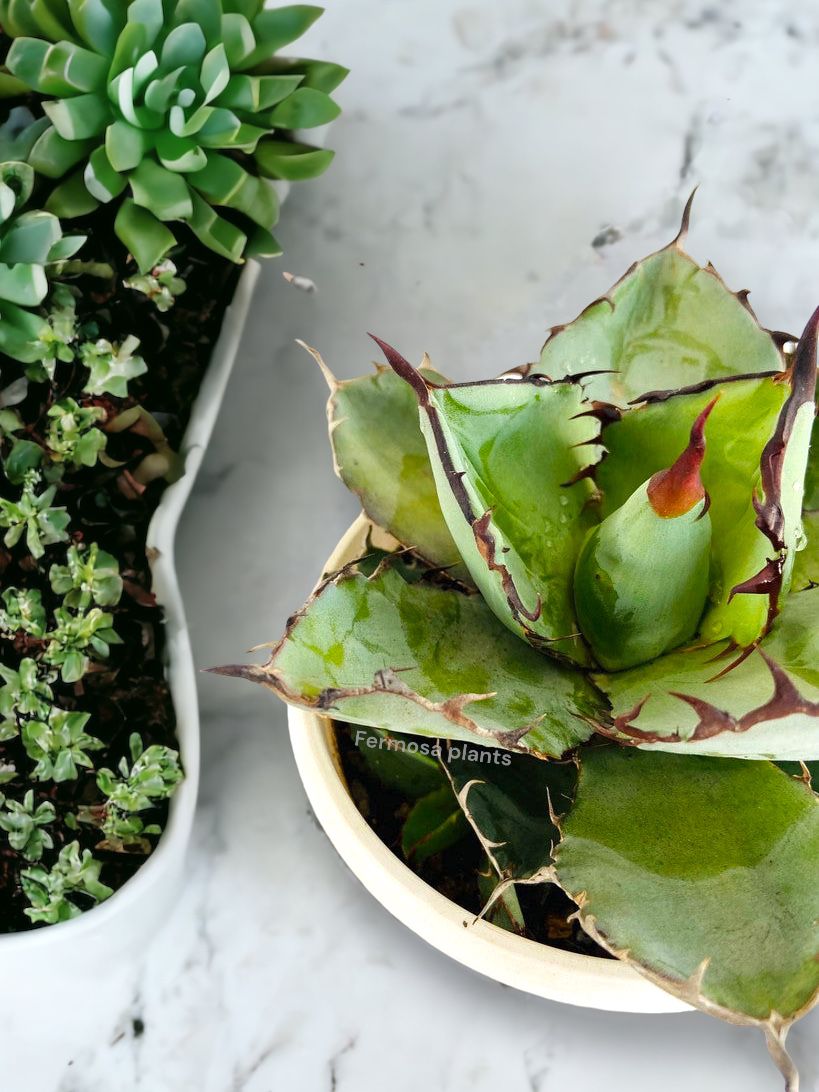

left=573, top=400, right=717, bottom=672
left=646, top=396, right=718, bottom=518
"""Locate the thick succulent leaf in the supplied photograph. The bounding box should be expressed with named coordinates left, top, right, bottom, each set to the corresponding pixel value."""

left=600, top=309, right=817, bottom=653
left=258, top=56, right=349, bottom=94
left=792, top=510, right=819, bottom=590
left=255, top=139, right=334, bottom=181
left=535, top=203, right=785, bottom=407
left=114, top=198, right=175, bottom=273
left=310, top=347, right=461, bottom=570
left=401, top=785, right=469, bottom=865
left=376, top=340, right=603, bottom=663
left=444, top=748, right=575, bottom=882
left=222, top=559, right=600, bottom=759
left=267, top=86, right=341, bottom=129
left=594, top=586, right=819, bottom=760
left=600, top=377, right=786, bottom=648
left=553, top=746, right=819, bottom=1086
left=350, top=724, right=447, bottom=799
left=242, top=5, right=323, bottom=69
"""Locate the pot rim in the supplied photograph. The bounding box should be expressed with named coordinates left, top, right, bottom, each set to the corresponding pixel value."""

left=287, top=516, right=690, bottom=1014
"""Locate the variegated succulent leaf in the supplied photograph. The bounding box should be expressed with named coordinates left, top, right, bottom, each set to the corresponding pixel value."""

left=0, top=159, right=85, bottom=362
left=552, top=747, right=819, bottom=1090
left=594, top=584, right=819, bottom=760
left=218, top=555, right=600, bottom=759
left=1, top=0, right=344, bottom=271
left=598, top=335, right=816, bottom=656
left=303, top=343, right=462, bottom=570
left=534, top=196, right=786, bottom=406
left=372, top=338, right=605, bottom=665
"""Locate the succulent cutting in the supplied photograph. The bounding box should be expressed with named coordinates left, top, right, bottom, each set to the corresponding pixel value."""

left=0, top=0, right=345, bottom=269
left=228, top=200, right=819, bottom=1089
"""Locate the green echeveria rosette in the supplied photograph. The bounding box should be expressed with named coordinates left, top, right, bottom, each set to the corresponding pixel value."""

left=0, top=158, right=84, bottom=361
left=0, top=0, right=346, bottom=271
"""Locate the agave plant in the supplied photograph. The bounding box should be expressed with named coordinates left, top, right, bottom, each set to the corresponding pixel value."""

left=223, top=202, right=819, bottom=1088
left=0, top=0, right=346, bottom=271
left=0, top=159, right=84, bottom=361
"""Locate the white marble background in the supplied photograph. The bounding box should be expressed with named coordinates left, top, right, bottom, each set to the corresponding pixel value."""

left=7, top=1, right=819, bottom=1089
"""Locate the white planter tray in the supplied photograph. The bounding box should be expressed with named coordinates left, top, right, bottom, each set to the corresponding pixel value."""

left=289, top=517, right=691, bottom=1015
left=0, top=257, right=261, bottom=971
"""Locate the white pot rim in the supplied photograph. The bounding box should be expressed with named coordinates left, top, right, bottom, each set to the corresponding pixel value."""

left=289, top=516, right=690, bottom=1014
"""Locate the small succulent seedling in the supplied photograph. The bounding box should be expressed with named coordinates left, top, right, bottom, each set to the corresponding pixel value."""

left=0, top=658, right=53, bottom=739
left=226, top=201, right=819, bottom=1089
left=0, top=587, right=47, bottom=638
left=27, top=285, right=80, bottom=381
left=0, top=790, right=55, bottom=860
left=43, top=605, right=122, bottom=683
left=124, top=259, right=187, bottom=313
left=22, top=708, right=104, bottom=783
left=44, top=398, right=107, bottom=468
left=80, top=335, right=147, bottom=398
left=49, top=542, right=123, bottom=610
left=0, top=469, right=70, bottom=558
left=0, top=0, right=346, bottom=270
left=21, top=841, right=112, bottom=923
left=82, top=733, right=182, bottom=851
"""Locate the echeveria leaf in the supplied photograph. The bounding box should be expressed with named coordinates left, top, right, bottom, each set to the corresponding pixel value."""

left=594, top=586, right=819, bottom=760
left=222, top=559, right=599, bottom=758
left=535, top=200, right=785, bottom=406
left=375, top=338, right=603, bottom=663
left=255, top=139, right=334, bottom=180
left=307, top=345, right=461, bottom=570
left=553, top=747, right=819, bottom=1088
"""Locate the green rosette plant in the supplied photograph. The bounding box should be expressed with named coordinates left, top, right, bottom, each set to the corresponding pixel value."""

left=0, top=159, right=84, bottom=361
left=0, top=0, right=346, bottom=270
left=225, top=201, right=819, bottom=1088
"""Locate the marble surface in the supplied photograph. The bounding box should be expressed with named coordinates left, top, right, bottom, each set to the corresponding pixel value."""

left=10, top=1, right=819, bottom=1089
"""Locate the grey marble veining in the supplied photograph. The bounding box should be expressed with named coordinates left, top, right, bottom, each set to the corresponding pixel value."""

left=7, top=1, right=819, bottom=1089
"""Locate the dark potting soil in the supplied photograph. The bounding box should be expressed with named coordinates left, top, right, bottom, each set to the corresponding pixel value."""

left=0, top=187, right=240, bottom=930
left=335, top=722, right=609, bottom=959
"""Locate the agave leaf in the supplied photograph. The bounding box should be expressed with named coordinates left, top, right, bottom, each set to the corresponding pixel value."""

left=350, top=724, right=446, bottom=799
left=594, top=586, right=819, bottom=760
left=477, top=868, right=526, bottom=934
left=313, top=348, right=461, bottom=570
left=792, top=510, right=819, bottom=589
left=604, top=306, right=817, bottom=654
left=553, top=746, right=819, bottom=1088
left=534, top=200, right=785, bottom=407
left=444, top=748, right=574, bottom=883
left=376, top=339, right=604, bottom=663
left=600, top=378, right=785, bottom=648
left=401, top=785, right=469, bottom=865
left=222, top=558, right=599, bottom=759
